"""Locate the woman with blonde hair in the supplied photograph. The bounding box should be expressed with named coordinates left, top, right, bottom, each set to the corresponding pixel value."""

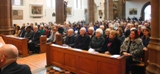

left=102, top=30, right=121, bottom=54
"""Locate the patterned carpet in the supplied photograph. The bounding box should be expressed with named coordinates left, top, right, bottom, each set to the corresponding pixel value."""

left=17, top=53, right=74, bottom=74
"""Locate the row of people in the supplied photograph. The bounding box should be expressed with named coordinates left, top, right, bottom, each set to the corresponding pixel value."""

left=12, top=19, right=151, bottom=74
left=63, top=26, right=150, bottom=74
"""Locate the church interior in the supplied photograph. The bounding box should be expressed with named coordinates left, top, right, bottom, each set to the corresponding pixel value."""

left=0, top=0, right=160, bottom=74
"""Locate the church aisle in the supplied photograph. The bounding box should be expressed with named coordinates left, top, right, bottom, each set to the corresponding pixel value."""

left=17, top=53, right=74, bottom=74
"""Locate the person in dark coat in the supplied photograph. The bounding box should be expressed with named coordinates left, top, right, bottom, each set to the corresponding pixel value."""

left=124, top=23, right=135, bottom=37
left=125, top=29, right=130, bottom=38
left=87, top=26, right=95, bottom=39
left=24, top=26, right=34, bottom=41
left=102, top=30, right=121, bottom=54
left=43, top=26, right=50, bottom=38
left=28, top=26, right=41, bottom=53
left=116, top=28, right=125, bottom=45
left=0, top=44, right=31, bottom=74
left=64, top=29, right=76, bottom=47
left=141, top=28, right=150, bottom=51
left=19, top=25, right=26, bottom=37
left=74, top=27, right=91, bottom=50
left=90, top=28, right=105, bottom=53
left=104, top=28, right=110, bottom=43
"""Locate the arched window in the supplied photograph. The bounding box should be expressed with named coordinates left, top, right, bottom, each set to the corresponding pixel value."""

left=12, top=0, right=23, bottom=6
left=144, top=5, right=151, bottom=21
left=46, top=0, right=55, bottom=8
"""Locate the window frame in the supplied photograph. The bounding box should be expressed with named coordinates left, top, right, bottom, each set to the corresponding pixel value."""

left=12, top=0, right=23, bottom=6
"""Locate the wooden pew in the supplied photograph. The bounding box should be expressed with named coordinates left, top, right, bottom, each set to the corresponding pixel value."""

left=1, top=34, right=47, bottom=55
left=4, top=35, right=28, bottom=57
left=46, top=44, right=126, bottom=74
left=55, top=34, right=63, bottom=45
left=131, top=50, right=148, bottom=74
left=40, top=35, right=47, bottom=53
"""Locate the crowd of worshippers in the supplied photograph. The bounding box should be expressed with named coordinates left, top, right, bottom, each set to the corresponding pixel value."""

left=12, top=19, right=150, bottom=74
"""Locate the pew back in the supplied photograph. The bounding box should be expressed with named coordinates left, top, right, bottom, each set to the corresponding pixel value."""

left=5, top=35, right=28, bottom=57
left=46, top=44, right=126, bottom=74
left=0, top=34, right=47, bottom=56
left=40, top=35, right=47, bottom=53
left=55, top=34, right=63, bottom=45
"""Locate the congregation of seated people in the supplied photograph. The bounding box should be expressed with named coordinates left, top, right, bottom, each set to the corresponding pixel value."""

left=12, top=18, right=151, bottom=74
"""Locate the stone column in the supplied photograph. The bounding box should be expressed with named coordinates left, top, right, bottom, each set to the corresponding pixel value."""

left=106, top=0, right=113, bottom=20
left=118, top=0, right=124, bottom=19
left=88, top=0, right=95, bottom=24
left=104, top=0, right=107, bottom=20
left=0, top=0, right=12, bottom=34
left=56, top=0, right=64, bottom=25
left=146, top=0, right=160, bottom=74
left=122, top=0, right=126, bottom=19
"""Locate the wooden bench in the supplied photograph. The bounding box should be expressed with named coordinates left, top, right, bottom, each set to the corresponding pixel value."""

left=40, top=35, right=47, bottom=53
left=55, top=34, right=63, bottom=45
left=46, top=44, right=126, bottom=74
left=0, top=34, right=47, bottom=57
left=1, top=35, right=29, bottom=57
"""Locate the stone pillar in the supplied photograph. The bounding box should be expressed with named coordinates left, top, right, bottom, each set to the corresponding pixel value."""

left=0, top=0, right=12, bottom=35
left=88, top=0, right=95, bottom=24
left=56, top=0, right=64, bottom=25
left=106, top=0, right=113, bottom=20
left=122, top=0, right=126, bottom=19
left=118, top=0, right=125, bottom=19
left=146, top=0, right=160, bottom=74
left=104, top=0, right=107, bottom=20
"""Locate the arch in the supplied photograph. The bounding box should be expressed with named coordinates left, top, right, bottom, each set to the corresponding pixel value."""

left=141, top=1, right=151, bottom=21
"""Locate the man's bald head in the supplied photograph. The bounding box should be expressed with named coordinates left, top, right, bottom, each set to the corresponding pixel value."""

left=0, top=44, right=18, bottom=59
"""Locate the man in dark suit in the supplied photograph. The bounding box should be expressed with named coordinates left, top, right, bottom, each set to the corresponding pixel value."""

left=64, top=29, right=76, bottom=47
left=74, top=27, right=91, bottom=50
left=24, top=26, right=34, bottom=41
left=19, top=25, right=26, bottom=37
left=0, top=44, right=31, bottom=74
left=28, top=26, right=41, bottom=54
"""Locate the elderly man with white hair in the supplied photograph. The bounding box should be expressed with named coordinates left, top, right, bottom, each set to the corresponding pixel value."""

left=74, top=27, right=91, bottom=50
left=87, top=26, right=95, bottom=39
left=64, top=29, right=76, bottom=47
left=89, top=28, right=105, bottom=53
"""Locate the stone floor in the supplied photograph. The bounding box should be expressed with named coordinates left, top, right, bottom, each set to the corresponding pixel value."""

left=17, top=53, right=74, bottom=74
